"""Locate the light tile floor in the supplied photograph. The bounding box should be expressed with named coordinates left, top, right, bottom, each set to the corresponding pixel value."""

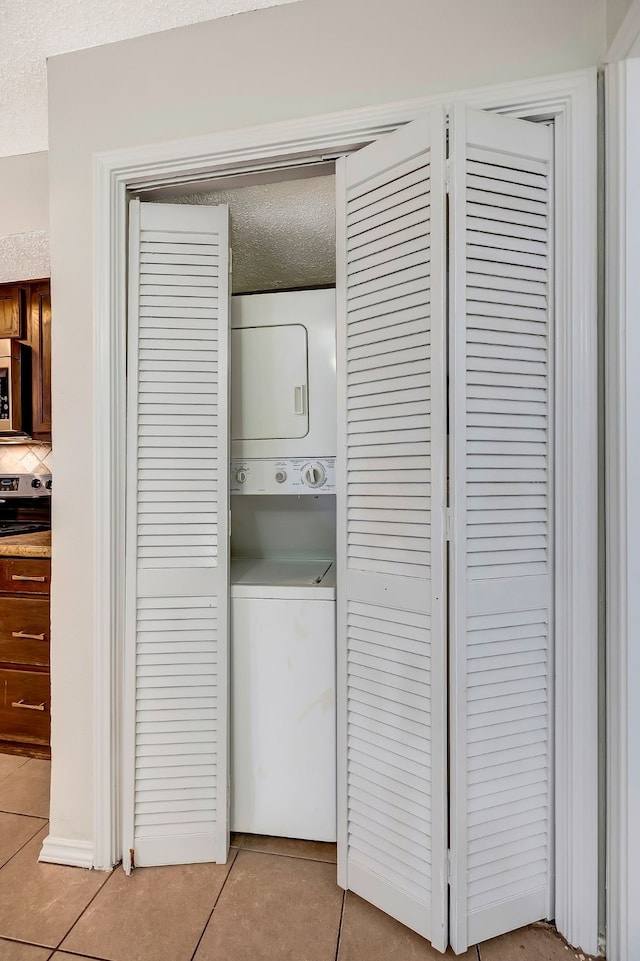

left=0, top=757, right=600, bottom=961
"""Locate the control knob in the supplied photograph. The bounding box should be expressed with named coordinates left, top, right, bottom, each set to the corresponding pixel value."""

left=235, top=469, right=248, bottom=485
left=31, top=478, right=41, bottom=489
left=275, top=469, right=287, bottom=484
left=301, top=462, right=326, bottom=489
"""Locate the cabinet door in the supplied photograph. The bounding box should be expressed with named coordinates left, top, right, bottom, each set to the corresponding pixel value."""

left=28, top=281, right=52, bottom=439
left=0, top=285, right=25, bottom=338
left=0, top=558, right=51, bottom=594
left=0, top=595, right=50, bottom=667
left=0, top=669, right=50, bottom=746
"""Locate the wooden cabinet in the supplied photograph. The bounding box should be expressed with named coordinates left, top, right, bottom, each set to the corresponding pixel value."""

left=0, top=557, right=50, bottom=758
left=0, top=671, right=50, bottom=746
left=0, top=285, right=25, bottom=338
left=0, top=279, right=51, bottom=442
left=0, top=557, right=51, bottom=594
left=27, top=282, right=51, bottom=439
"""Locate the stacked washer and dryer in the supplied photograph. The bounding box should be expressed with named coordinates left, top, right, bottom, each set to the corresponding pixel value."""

left=229, top=288, right=337, bottom=843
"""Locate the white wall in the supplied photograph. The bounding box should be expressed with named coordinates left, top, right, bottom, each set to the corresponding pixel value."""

left=0, top=151, right=49, bottom=283
left=0, top=0, right=300, bottom=157
left=0, top=152, right=48, bottom=234
left=607, top=0, right=636, bottom=46
left=46, top=0, right=606, bottom=847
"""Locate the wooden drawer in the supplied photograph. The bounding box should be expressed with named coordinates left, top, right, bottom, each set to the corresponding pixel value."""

left=0, top=596, right=49, bottom=667
left=0, top=669, right=50, bottom=745
left=0, top=558, right=50, bottom=595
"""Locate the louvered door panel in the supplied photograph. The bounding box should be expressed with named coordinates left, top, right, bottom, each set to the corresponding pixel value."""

left=449, top=106, right=553, bottom=952
left=337, top=110, right=448, bottom=950
left=124, top=201, right=230, bottom=869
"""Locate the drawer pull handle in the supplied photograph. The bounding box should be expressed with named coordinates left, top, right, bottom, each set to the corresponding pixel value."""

left=11, top=699, right=45, bottom=712
left=12, top=631, right=46, bottom=641
left=11, top=575, right=46, bottom=583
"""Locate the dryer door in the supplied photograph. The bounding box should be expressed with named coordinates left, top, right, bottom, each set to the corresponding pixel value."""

left=231, top=323, right=309, bottom=441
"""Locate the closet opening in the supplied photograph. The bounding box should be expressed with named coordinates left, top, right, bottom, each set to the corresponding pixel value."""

left=132, top=163, right=340, bottom=847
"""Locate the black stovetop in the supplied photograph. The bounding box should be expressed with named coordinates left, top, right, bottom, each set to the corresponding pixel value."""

left=0, top=521, right=50, bottom=537
left=0, top=496, right=51, bottom=537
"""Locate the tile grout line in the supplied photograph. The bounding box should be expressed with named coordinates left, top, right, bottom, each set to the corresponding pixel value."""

left=44, top=948, right=109, bottom=961
left=0, top=934, right=60, bottom=955
left=188, top=847, right=242, bottom=961
left=0, top=818, right=49, bottom=873
left=333, top=888, right=346, bottom=961
left=239, top=846, right=337, bottom=866
left=0, top=809, right=49, bottom=820
left=52, top=864, right=115, bottom=951
left=0, top=761, right=30, bottom=789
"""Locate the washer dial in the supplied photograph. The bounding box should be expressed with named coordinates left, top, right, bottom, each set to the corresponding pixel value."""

left=301, top=462, right=326, bottom=489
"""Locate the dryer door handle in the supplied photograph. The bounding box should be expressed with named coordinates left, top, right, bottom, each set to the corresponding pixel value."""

left=294, top=384, right=307, bottom=415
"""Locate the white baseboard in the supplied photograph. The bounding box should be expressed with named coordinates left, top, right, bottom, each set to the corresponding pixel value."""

left=38, top=835, right=95, bottom=869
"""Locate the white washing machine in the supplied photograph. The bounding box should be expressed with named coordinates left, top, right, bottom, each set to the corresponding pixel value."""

left=230, top=557, right=336, bottom=842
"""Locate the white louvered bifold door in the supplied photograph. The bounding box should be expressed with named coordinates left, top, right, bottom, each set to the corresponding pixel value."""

left=448, top=105, right=553, bottom=952
left=336, top=109, right=448, bottom=951
left=124, top=200, right=230, bottom=869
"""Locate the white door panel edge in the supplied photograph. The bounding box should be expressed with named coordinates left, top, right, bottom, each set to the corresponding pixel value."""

left=93, top=69, right=598, bottom=957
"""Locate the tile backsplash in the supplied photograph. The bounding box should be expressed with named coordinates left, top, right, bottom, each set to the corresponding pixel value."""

left=0, top=443, right=52, bottom=474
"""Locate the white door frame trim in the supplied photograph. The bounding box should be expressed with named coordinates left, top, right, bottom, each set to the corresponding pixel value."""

left=605, top=54, right=640, bottom=961
left=92, top=67, right=598, bottom=954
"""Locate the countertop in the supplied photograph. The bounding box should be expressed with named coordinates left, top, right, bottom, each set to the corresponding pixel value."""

left=0, top=531, right=51, bottom=558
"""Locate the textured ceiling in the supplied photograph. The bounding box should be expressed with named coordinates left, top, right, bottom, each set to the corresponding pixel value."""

left=0, top=230, right=49, bottom=284
left=152, top=172, right=336, bottom=294
left=0, top=0, right=298, bottom=158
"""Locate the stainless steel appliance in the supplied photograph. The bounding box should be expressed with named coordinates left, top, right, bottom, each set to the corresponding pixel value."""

left=0, top=474, right=51, bottom=537
left=0, top=340, right=31, bottom=439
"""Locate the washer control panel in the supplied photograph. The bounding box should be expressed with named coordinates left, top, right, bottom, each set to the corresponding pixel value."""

left=230, top=458, right=336, bottom=494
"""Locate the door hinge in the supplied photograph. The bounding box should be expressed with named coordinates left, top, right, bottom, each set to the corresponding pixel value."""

left=445, top=507, right=454, bottom=541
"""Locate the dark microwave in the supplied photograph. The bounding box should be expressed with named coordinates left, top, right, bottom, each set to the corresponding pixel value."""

left=0, top=339, right=31, bottom=439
